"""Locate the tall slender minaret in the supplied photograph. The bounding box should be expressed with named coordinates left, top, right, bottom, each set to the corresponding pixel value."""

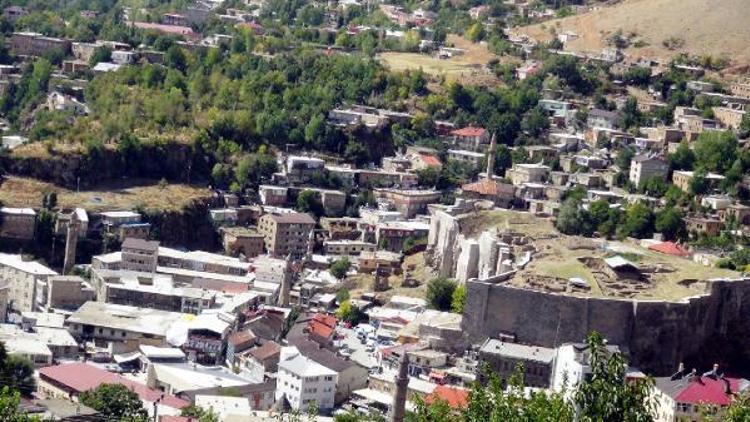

left=486, top=132, right=497, bottom=179
left=278, top=254, right=292, bottom=307
left=63, top=214, right=79, bottom=275
left=390, top=353, right=409, bottom=422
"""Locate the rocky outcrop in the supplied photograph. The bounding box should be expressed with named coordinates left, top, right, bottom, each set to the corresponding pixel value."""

left=426, top=209, right=515, bottom=284
left=2, top=141, right=206, bottom=189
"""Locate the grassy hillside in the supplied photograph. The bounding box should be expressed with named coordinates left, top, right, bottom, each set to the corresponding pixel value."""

left=516, top=0, right=750, bottom=67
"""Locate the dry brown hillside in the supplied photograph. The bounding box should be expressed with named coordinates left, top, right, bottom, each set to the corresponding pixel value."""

left=517, top=0, right=750, bottom=68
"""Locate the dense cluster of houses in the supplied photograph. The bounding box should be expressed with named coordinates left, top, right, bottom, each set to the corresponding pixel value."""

left=2, top=0, right=750, bottom=419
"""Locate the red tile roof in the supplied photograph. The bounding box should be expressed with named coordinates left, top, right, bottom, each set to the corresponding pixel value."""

left=675, top=377, right=744, bottom=406
left=450, top=126, right=486, bottom=138
left=462, top=179, right=514, bottom=196
left=312, top=313, right=337, bottom=329
left=420, top=154, right=442, bottom=167
left=648, top=241, right=690, bottom=257
left=308, top=320, right=335, bottom=339
left=161, top=417, right=196, bottom=422
left=132, top=22, right=195, bottom=37
left=228, top=330, right=256, bottom=347
left=39, top=363, right=189, bottom=409
left=426, top=385, right=469, bottom=409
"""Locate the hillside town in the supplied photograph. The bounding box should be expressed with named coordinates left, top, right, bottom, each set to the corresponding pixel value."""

left=1, top=0, right=750, bottom=421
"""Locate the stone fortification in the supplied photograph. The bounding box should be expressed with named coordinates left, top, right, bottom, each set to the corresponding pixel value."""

left=462, top=277, right=750, bottom=375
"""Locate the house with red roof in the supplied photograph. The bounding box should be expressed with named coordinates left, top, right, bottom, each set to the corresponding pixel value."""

left=425, top=385, right=469, bottom=410
left=652, top=366, right=749, bottom=422
left=37, top=363, right=189, bottom=418
left=131, top=22, right=198, bottom=39
left=449, top=126, right=489, bottom=151
left=305, top=313, right=337, bottom=345
left=648, top=241, right=690, bottom=257
left=460, top=178, right=515, bottom=208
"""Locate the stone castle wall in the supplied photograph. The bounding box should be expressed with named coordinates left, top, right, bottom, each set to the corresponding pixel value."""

left=462, top=278, right=750, bottom=375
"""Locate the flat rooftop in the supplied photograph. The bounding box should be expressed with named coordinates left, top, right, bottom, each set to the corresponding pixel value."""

left=67, top=302, right=188, bottom=337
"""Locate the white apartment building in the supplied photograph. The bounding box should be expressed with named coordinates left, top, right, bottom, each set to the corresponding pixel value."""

left=0, top=254, right=58, bottom=313
left=276, top=353, right=337, bottom=412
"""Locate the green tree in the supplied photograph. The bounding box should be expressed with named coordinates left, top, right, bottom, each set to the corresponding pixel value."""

left=1, top=354, right=35, bottom=396
left=668, top=142, right=695, bottom=171
left=693, top=131, right=738, bottom=173
left=89, top=46, right=112, bottom=66
left=466, top=22, right=486, bottom=42
left=615, top=146, right=635, bottom=171
left=410, top=332, right=673, bottom=422
left=335, top=300, right=365, bottom=325
left=655, top=207, right=686, bottom=241
left=0, top=387, right=40, bottom=421
left=639, top=176, right=668, bottom=197
left=574, top=332, right=655, bottom=421
left=79, top=384, right=149, bottom=422
left=589, top=199, right=611, bottom=227
left=426, top=277, right=457, bottom=311
left=304, top=114, right=326, bottom=145
left=165, top=45, right=187, bottom=72
left=411, top=362, right=573, bottom=421
left=618, top=202, right=655, bottom=239
left=330, top=257, right=351, bottom=280
left=181, top=405, right=219, bottom=422
left=618, top=96, right=642, bottom=129
left=521, top=106, right=550, bottom=138
left=724, top=391, right=750, bottom=421
left=335, top=288, right=350, bottom=304
left=555, top=198, right=594, bottom=236
left=296, top=190, right=324, bottom=217
left=739, top=113, right=750, bottom=139
left=417, top=166, right=440, bottom=187
left=494, top=144, right=513, bottom=176
left=728, top=248, right=750, bottom=271
left=689, top=168, right=709, bottom=195
left=451, top=284, right=466, bottom=314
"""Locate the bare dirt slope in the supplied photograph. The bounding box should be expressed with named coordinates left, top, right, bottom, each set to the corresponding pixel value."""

left=518, top=0, right=750, bottom=66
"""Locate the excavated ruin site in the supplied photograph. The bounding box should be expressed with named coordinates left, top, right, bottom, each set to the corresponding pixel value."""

left=434, top=207, right=738, bottom=300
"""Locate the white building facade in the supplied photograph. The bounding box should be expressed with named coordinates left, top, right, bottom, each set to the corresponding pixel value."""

left=275, top=354, right=338, bottom=412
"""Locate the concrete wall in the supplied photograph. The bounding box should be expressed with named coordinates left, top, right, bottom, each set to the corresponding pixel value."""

left=462, top=278, right=750, bottom=375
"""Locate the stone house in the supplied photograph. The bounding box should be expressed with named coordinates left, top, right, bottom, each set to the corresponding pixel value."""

left=460, top=179, right=515, bottom=208
left=257, top=212, right=315, bottom=258
left=672, top=170, right=725, bottom=193
left=221, top=227, right=265, bottom=258
left=685, top=217, right=724, bottom=237
left=449, top=126, right=488, bottom=151
left=587, top=108, right=619, bottom=129
left=506, top=163, right=550, bottom=186
left=719, top=204, right=750, bottom=225
left=478, top=339, right=555, bottom=388
left=629, top=155, right=668, bottom=187
left=0, top=207, right=36, bottom=240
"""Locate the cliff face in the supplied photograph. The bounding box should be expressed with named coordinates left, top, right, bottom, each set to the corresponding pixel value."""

left=144, top=202, right=219, bottom=250
left=463, top=278, right=750, bottom=376
left=2, top=141, right=204, bottom=189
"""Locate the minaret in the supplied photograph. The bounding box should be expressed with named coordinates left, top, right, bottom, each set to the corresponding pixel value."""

left=390, top=353, right=409, bottom=422
left=63, top=214, right=79, bottom=275
left=305, top=229, right=315, bottom=261
left=486, top=132, right=497, bottom=179
left=278, top=254, right=292, bottom=307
